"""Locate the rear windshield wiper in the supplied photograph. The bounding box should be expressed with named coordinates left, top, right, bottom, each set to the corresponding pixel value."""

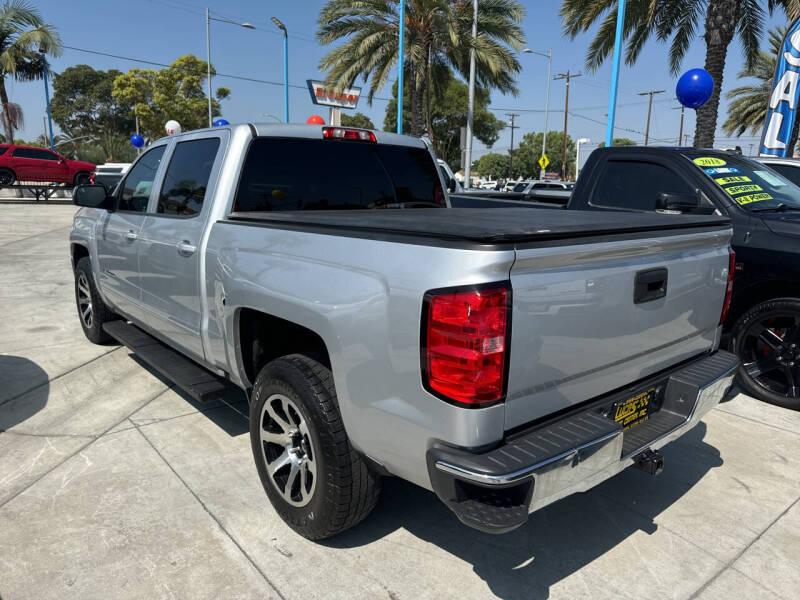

left=750, top=203, right=800, bottom=213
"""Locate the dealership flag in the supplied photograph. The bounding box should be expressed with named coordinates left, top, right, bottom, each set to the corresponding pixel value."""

left=760, top=17, right=800, bottom=156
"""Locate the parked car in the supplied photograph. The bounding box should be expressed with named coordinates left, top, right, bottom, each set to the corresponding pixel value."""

left=90, top=162, right=131, bottom=193
left=0, top=144, right=95, bottom=186
left=70, top=123, right=737, bottom=539
left=757, top=156, right=800, bottom=188
left=564, top=146, right=800, bottom=409
left=514, top=180, right=576, bottom=194
left=437, top=159, right=462, bottom=193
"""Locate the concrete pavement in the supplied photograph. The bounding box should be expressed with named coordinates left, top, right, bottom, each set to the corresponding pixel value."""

left=0, top=205, right=798, bottom=599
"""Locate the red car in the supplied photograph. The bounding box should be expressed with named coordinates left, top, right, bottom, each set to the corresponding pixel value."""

left=0, top=144, right=95, bottom=187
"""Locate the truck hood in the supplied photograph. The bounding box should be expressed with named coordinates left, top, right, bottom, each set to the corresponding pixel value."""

left=759, top=212, right=800, bottom=240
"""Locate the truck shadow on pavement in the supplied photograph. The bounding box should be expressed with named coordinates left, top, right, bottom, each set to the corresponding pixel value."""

left=0, top=355, right=48, bottom=429
left=325, top=423, right=721, bottom=600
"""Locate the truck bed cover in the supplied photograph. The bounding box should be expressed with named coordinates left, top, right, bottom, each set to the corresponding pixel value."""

left=227, top=208, right=729, bottom=246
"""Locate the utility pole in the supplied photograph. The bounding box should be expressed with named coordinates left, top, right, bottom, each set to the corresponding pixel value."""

left=673, top=104, right=685, bottom=145
left=505, top=113, right=519, bottom=178
left=683, top=133, right=691, bottom=146
left=748, top=143, right=754, bottom=157
left=638, top=89, right=665, bottom=145
left=554, top=71, right=581, bottom=180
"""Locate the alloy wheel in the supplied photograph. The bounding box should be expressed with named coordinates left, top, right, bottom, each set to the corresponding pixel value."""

left=77, top=272, right=93, bottom=328
left=259, top=393, right=317, bottom=507
left=740, top=312, right=800, bottom=398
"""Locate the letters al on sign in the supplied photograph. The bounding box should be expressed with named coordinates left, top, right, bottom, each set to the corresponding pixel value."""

left=306, top=80, right=362, bottom=109
left=760, top=17, right=800, bottom=157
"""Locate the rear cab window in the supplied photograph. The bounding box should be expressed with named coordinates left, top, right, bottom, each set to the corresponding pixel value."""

left=591, top=160, right=695, bottom=211
left=234, top=138, right=444, bottom=212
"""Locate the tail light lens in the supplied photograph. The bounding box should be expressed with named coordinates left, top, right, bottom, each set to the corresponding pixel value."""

left=322, top=126, right=377, bottom=142
left=422, top=284, right=510, bottom=407
left=720, top=250, right=735, bottom=324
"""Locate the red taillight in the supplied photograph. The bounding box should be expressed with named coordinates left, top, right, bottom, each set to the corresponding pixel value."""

left=720, top=250, right=735, bottom=324
left=322, top=126, right=377, bottom=142
left=422, top=285, right=510, bottom=407
left=89, top=173, right=96, bottom=184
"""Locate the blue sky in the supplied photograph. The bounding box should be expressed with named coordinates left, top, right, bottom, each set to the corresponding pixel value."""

left=20, top=0, right=790, bottom=159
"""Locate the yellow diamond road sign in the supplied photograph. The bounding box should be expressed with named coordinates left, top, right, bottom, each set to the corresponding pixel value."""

left=538, top=154, right=549, bottom=170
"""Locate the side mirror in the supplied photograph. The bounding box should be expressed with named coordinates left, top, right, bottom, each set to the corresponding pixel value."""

left=73, top=184, right=114, bottom=211
left=447, top=177, right=457, bottom=193
left=656, top=191, right=699, bottom=212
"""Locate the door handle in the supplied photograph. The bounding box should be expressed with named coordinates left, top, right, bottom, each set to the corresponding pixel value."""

left=124, top=230, right=138, bottom=241
left=176, top=240, right=196, bottom=255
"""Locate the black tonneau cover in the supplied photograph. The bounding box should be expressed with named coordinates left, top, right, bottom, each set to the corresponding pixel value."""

left=227, top=208, right=729, bottom=246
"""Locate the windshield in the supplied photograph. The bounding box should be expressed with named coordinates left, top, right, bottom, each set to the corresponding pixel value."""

left=513, top=182, right=529, bottom=192
left=683, top=152, right=800, bottom=211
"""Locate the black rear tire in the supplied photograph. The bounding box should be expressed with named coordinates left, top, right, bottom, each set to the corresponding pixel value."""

left=249, top=354, right=381, bottom=539
left=0, top=168, right=15, bottom=186
left=730, top=298, right=800, bottom=410
left=74, top=257, right=118, bottom=344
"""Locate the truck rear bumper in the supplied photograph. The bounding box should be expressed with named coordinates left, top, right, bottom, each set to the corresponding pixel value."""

left=426, top=350, right=739, bottom=534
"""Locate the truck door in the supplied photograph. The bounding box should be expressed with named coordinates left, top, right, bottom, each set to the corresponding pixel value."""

left=137, top=133, right=224, bottom=361
left=95, top=145, right=166, bottom=321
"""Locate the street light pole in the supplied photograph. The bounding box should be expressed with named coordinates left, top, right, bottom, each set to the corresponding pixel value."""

left=397, top=1, right=405, bottom=134
left=206, top=8, right=255, bottom=127
left=271, top=17, right=289, bottom=123
left=463, top=0, right=478, bottom=189
left=40, top=45, right=55, bottom=152
left=523, top=48, right=552, bottom=180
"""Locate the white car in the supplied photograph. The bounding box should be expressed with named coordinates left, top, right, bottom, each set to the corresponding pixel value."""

left=756, top=156, right=800, bottom=187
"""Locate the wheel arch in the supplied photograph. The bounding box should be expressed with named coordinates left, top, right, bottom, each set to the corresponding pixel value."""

left=236, top=307, right=331, bottom=389
left=71, top=242, right=90, bottom=270
left=726, top=279, right=800, bottom=329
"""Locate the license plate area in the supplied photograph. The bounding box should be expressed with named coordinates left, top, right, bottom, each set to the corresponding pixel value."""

left=608, top=384, right=664, bottom=430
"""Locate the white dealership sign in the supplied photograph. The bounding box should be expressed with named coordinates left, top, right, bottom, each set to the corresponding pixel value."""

left=306, top=80, right=362, bottom=109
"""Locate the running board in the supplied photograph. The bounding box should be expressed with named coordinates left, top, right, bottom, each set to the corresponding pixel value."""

left=103, top=321, right=226, bottom=403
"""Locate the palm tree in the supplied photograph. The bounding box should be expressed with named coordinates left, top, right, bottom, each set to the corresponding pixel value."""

left=0, top=1, right=61, bottom=143
left=559, top=0, right=795, bottom=148
left=723, top=26, right=800, bottom=152
left=317, top=0, right=525, bottom=138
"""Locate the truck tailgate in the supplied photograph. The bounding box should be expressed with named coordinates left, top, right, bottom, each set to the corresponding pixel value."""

left=505, top=227, right=732, bottom=429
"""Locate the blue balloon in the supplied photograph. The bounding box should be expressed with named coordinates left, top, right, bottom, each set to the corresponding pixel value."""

left=213, top=118, right=229, bottom=127
left=130, top=133, right=144, bottom=148
left=676, top=68, right=714, bottom=109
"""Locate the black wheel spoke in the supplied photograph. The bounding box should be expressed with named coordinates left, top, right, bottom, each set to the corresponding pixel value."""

left=744, top=356, right=781, bottom=379
left=751, top=323, right=784, bottom=349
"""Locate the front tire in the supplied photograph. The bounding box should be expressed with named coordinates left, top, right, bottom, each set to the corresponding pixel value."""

left=249, top=354, right=381, bottom=539
left=74, top=257, right=118, bottom=344
left=731, top=298, right=800, bottom=410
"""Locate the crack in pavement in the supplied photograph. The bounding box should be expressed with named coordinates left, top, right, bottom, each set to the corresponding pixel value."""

left=0, top=387, right=172, bottom=510
left=131, top=420, right=287, bottom=600
left=0, top=224, right=72, bottom=249
left=688, top=494, right=800, bottom=599
left=0, top=346, right=120, bottom=408
left=0, top=429, right=95, bottom=440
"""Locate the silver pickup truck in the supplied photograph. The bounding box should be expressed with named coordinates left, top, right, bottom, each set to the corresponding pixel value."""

left=70, top=123, right=738, bottom=539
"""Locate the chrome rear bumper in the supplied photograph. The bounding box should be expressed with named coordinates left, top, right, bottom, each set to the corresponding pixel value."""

left=426, top=350, right=739, bottom=534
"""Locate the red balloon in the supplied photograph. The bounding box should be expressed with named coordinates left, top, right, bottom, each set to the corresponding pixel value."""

left=306, top=114, right=325, bottom=125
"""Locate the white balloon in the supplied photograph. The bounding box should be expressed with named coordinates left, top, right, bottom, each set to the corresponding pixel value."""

left=165, top=120, right=182, bottom=135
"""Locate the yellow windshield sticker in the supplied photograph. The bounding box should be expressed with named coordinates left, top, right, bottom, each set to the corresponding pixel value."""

left=735, top=193, right=773, bottom=205
left=725, top=184, right=763, bottom=195
left=715, top=176, right=751, bottom=185
left=693, top=157, right=726, bottom=167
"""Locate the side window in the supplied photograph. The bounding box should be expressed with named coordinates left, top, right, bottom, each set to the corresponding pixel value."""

left=0, top=147, right=7, bottom=155
left=592, top=160, right=694, bottom=210
left=118, top=146, right=166, bottom=212
left=12, top=148, right=39, bottom=159
left=157, top=138, right=220, bottom=216
left=769, top=163, right=800, bottom=188
left=38, top=150, right=59, bottom=161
